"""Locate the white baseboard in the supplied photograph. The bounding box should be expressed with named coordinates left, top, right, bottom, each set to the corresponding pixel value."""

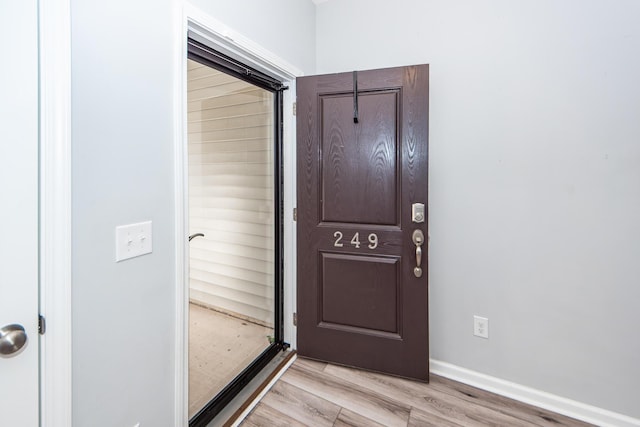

left=430, top=359, right=640, bottom=427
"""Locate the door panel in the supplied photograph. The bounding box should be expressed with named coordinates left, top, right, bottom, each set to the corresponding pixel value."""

left=320, top=253, right=400, bottom=335
left=0, top=1, right=40, bottom=425
left=297, top=65, right=429, bottom=380
left=320, top=90, right=399, bottom=225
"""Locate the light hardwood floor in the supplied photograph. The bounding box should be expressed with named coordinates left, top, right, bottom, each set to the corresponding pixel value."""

left=189, top=303, right=273, bottom=418
left=240, top=357, right=594, bottom=427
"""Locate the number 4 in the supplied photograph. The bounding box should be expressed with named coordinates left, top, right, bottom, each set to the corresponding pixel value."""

left=350, top=232, right=361, bottom=248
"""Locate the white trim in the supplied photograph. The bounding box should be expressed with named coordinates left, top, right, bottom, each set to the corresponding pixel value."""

left=183, top=3, right=302, bottom=80
left=282, top=86, right=298, bottom=351
left=430, top=359, right=640, bottom=427
left=229, top=354, right=297, bottom=427
left=173, top=2, right=189, bottom=425
left=39, top=0, right=73, bottom=426
left=174, top=4, right=302, bottom=425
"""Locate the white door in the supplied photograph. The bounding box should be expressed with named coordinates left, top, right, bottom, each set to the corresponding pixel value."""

left=0, top=1, right=41, bottom=425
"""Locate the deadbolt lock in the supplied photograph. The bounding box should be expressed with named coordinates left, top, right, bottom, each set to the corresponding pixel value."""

left=412, top=203, right=425, bottom=223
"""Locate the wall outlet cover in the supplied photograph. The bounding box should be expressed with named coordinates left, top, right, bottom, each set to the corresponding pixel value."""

left=474, top=315, right=489, bottom=339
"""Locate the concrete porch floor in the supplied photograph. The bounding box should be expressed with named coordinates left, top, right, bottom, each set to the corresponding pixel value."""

left=189, top=303, right=273, bottom=418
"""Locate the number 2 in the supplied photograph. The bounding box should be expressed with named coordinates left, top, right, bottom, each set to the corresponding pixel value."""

left=333, top=231, right=344, bottom=247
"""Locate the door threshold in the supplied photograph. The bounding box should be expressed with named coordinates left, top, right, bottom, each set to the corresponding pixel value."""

left=205, top=350, right=297, bottom=427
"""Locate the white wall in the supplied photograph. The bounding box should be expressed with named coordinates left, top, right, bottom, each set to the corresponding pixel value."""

left=188, top=0, right=316, bottom=74
left=317, top=0, right=640, bottom=419
left=71, top=1, right=176, bottom=425
left=69, top=1, right=314, bottom=426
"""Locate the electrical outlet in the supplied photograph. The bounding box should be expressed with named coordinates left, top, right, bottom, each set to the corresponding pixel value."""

left=473, top=315, right=489, bottom=339
left=115, top=221, right=153, bottom=262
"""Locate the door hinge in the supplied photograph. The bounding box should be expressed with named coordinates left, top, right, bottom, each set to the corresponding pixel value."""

left=292, top=102, right=297, bottom=116
left=293, top=207, right=297, bottom=221
left=38, top=315, right=46, bottom=335
left=293, top=312, right=298, bottom=326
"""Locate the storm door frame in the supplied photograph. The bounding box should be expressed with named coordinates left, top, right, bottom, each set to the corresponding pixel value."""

left=186, top=38, right=288, bottom=427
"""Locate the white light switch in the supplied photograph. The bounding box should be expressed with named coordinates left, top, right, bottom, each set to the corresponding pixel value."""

left=115, top=221, right=153, bottom=262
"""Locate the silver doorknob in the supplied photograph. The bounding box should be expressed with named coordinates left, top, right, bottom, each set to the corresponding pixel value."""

left=0, top=324, right=28, bottom=357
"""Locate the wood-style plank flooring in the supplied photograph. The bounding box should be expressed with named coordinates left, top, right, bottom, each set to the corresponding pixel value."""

left=240, top=357, right=594, bottom=427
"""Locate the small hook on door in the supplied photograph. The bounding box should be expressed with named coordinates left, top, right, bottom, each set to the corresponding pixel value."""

left=353, top=70, right=359, bottom=124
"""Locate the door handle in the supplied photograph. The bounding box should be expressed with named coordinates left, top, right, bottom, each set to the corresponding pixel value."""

left=0, top=324, right=27, bottom=357
left=412, top=229, right=424, bottom=278
left=188, top=233, right=205, bottom=242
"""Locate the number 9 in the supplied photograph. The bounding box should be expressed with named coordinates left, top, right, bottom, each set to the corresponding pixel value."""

left=368, top=233, right=378, bottom=249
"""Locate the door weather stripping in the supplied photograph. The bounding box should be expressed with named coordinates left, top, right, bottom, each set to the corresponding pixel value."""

left=188, top=36, right=287, bottom=92
left=353, top=70, right=359, bottom=123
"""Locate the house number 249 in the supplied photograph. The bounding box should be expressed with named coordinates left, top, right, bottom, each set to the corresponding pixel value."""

left=333, top=231, right=378, bottom=249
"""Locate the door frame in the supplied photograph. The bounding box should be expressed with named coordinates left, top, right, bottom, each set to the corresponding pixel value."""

left=173, top=3, right=301, bottom=424
left=39, top=0, right=73, bottom=426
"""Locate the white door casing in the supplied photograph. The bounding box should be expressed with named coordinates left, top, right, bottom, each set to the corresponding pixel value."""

left=0, top=1, right=40, bottom=425
left=39, top=0, right=73, bottom=425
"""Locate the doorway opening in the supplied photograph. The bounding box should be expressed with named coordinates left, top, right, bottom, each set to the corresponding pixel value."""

left=186, top=39, right=287, bottom=426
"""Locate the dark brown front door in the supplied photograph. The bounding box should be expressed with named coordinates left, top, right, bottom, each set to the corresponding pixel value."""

left=296, top=65, right=429, bottom=380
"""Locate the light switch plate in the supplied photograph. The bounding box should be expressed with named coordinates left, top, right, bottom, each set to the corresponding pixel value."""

left=115, top=221, right=152, bottom=262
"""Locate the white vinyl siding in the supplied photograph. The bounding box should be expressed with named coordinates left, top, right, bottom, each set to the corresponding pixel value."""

left=187, top=59, right=274, bottom=327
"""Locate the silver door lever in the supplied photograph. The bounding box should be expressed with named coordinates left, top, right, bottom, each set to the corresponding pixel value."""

left=412, top=229, right=424, bottom=278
